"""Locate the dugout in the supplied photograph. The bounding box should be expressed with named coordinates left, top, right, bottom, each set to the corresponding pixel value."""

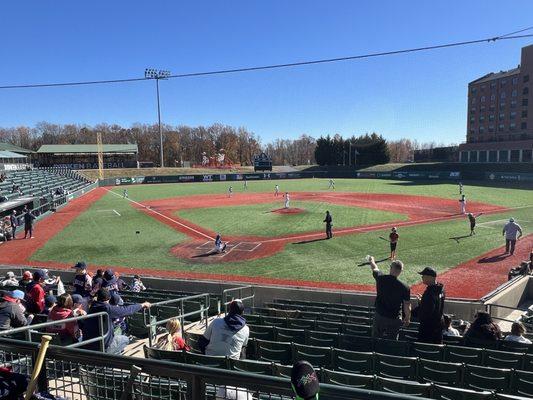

left=36, top=144, right=138, bottom=169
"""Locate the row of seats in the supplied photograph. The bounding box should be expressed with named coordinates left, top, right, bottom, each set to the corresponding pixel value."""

left=143, top=345, right=533, bottom=398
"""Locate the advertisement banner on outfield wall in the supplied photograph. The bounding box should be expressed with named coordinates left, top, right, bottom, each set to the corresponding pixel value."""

left=356, top=171, right=461, bottom=180
left=486, top=172, right=533, bottom=182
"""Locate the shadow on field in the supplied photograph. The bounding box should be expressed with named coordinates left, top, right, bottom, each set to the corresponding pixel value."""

left=357, top=257, right=390, bottom=266
left=449, top=235, right=472, bottom=243
left=478, top=253, right=510, bottom=263
left=192, top=251, right=219, bottom=258
left=293, top=238, right=328, bottom=244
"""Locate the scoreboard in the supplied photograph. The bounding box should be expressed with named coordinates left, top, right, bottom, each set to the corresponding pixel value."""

left=253, top=152, right=272, bottom=171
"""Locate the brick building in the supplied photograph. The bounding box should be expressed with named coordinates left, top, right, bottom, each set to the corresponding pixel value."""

left=458, top=44, right=533, bottom=163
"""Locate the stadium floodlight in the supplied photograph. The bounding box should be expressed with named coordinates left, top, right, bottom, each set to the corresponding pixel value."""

left=144, top=67, right=171, bottom=167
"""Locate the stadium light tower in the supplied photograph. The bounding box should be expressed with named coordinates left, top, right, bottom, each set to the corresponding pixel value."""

left=145, top=68, right=171, bottom=168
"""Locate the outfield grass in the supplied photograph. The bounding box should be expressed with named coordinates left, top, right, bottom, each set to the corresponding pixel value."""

left=31, top=179, right=533, bottom=286
left=177, top=201, right=407, bottom=237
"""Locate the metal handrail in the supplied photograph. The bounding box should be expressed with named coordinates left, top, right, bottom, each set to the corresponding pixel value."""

left=0, top=311, right=109, bottom=352
left=145, top=293, right=211, bottom=347
left=222, top=285, right=255, bottom=314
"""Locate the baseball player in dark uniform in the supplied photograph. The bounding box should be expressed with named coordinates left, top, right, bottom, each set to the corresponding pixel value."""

left=467, top=212, right=483, bottom=236
left=23, top=206, right=36, bottom=239
left=389, top=227, right=399, bottom=260
left=323, top=211, right=333, bottom=239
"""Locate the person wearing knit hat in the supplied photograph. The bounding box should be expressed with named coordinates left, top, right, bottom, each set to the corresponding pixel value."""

left=291, top=361, right=320, bottom=400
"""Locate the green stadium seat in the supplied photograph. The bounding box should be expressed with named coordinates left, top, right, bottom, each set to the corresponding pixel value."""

left=230, top=359, right=273, bottom=375
left=410, top=342, right=445, bottom=361
left=307, top=330, right=339, bottom=348
left=314, top=320, right=342, bottom=333
left=431, top=384, right=493, bottom=400
left=79, top=367, right=128, bottom=400
left=318, top=313, right=345, bottom=323
left=275, top=327, right=306, bottom=344
left=292, top=343, right=332, bottom=368
left=134, top=377, right=185, bottom=400
left=464, top=336, right=500, bottom=350
left=375, top=338, right=411, bottom=356
left=244, top=314, right=263, bottom=325
left=522, top=353, right=533, bottom=370
left=398, top=329, right=419, bottom=342
left=342, top=323, right=372, bottom=337
left=374, top=376, right=431, bottom=397
left=287, top=318, right=315, bottom=330
left=338, top=334, right=374, bottom=352
left=483, top=349, right=524, bottom=369
left=184, top=332, right=202, bottom=353
left=332, top=349, right=374, bottom=374
left=495, top=394, right=533, bottom=400
left=320, top=369, right=375, bottom=389
left=442, top=335, right=464, bottom=346
left=248, top=324, right=276, bottom=341
left=444, top=345, right=483, bottom=365
left=272, top=363, right=293, bottom=378
left=185, top=352, right=229, bottom=368
left=256, top=339, right=292, bottom=364
left=262, top=316, right=288, bottom=328
left=374, top=353, right=418, bottom=380
left=344, top=315, right=373, bottom=325
left=510, top=370, right=533, bottom=398
left=500, top=340, right=533, bottom=354
left=463, top=364, right=512, bottom=392
left=143, top=345, right=186, bottom=363
left=299, top=311, right=320, bottom=320
left=417, top=359, right=463, bottom=386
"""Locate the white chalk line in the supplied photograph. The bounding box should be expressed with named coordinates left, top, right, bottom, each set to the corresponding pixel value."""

left=113, top=209, right=121, bottom=217
left=105, top=188, right=214, bottom=241
left=95, top=209, right=121, bottom=216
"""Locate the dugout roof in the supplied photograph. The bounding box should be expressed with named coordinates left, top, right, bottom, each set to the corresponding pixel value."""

left=0, top=142, right=34, bottom=154
left=0, top=150, right=27, bottom=159
left=37, top=144, right=138, bottom=155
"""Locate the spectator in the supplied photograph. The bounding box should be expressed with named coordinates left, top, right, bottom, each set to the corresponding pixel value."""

left=101, top=269, right=119, bottom=294
left=84, top=288, right=150, bottom=354
left=0, top=290, right=30, bottom=330
left=44, top=295, right=56, bottom=316
left=25, top=270, right=49, bottom=314
left=91, top=269, right=104, bottom=295
left=412, top=267, right=446, bottom=344
left=71, top=294, right=87, bottom=317
left=71, top=261, right=92, bottom=309
left=22, top=206, right=36, bottom=239
left=9, top=211, right=17, bottom=240
left=46, top=294, right=80, bottom=345
left=464, top=311, right=502, bottom=342
left=0, top=272, right=19, bottom=287
left=116, top=273, right=130, bottom=291
left=505, top=322, right=532, bottom=344
left=155, top=319, right=190, bottom=351
left=442, top=315, right=460, bottom=337
left=502, top=218, right=523, bottom=256
left=131, top=275, right=146, bottom=292
left=18, top=271, right=32, bottom=289
left=199, top=299, right=249, bottom=360
left=291, top=361, right=320, bottom=400
left=367, top=256, right=411, bottom=339
left=508, top=261, right=531, bottom=281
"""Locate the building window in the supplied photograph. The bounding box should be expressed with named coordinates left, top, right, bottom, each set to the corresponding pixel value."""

left=490, top=104, right=495, bottom=111
left=499, top=113, right=505, bottom=120
left=480, top=96, right=485, bottom=103
left=523, top=87, right=529, bottom=95
left=498, top=124, right=505, bottom=131
left=471, top=87, right=477, bottom=94
left=499, top=150, right=509, bottom=162
left=490, top=94, right=495, bottom=101
left=489, top=125, right=495, bottom=132
left=489, top=150, right=497, bottom=162
left=512, top=90, right=517, bottom=97
left=512, top=77, right=518, bottom=85
left=523, top=99, right=529, bottom=106
left=522, top=110, right=528, bottom=118
left=510, top=150, right=520, bottom=162
left=470, top=116, right=475, bottom=123
left=521, top=122, right=528, bottom=130
left=510, top=111, right=516, bottom=119
left=499, top=102, right=506, bottom=110
left=469, top=151, right=478, bottom=162
left=470, top=108, right=476, bottom=114
left=501, top=92, right=506, bottom=99
left=501, top=79, right=507, bottom=86
left=479, top=115, right=485, bottom=122
left=471, top=97, right=477, bottom=104
left=469, top=129, right=475, bottom=135
left=525, top=75, right=530, bottom=83
left=489, top=114, right=495, bottom=121
left=480, top=105, right=486, bottom=111
left=460, top=151, right=469, bottom=162
left=479, top=126, right=485, bottom=133
left=481, top=85, right=486, bottom=91
left=510, top=122, right=516, bottom=130
left=523, top=149, right=532, bottom=162
left=479, top=151, right=487, bottom=162
left=491, top=82, right=496, bottom=88
left=511, top=100, right=517, bottom=108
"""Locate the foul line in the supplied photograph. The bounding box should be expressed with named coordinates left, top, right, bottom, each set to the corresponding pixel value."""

left=105, top=188, right=214, bottom=241
left=113, top=209, right=121, bottom=216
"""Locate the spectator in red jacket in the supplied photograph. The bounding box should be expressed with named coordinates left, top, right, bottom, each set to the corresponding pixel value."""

left=47, top=294, right=80, bottom=344
left=25, top=270, right=48, bottom=314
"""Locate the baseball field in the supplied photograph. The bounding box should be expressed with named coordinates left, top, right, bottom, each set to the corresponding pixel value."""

left=1, top=178, right=531, bottom=299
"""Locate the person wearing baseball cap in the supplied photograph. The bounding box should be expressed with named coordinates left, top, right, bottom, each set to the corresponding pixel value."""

left=291, top=361, right=320, bottom=400
left=72, top=261, right=92, bottom=309
left=18, top=271, right=32, bottom=289
left=25, top=269, right=49, bottom=314
left=0, top=271, right=19, bottom=287
left=412, top=267, right=446, bottom=344
left=0, top=290, right=30, bottom=330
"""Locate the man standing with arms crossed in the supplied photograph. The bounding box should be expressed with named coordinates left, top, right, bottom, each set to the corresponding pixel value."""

left=413, top=267, right=446, bottom=344
left=323, top=211, right=333, bottom=239
left=503, top=218, right=523, bottom=255
left=366, top=256, right=411, bottom=339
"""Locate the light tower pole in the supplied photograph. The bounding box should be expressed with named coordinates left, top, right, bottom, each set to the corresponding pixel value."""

left=145, top=68, right=171, bottom=168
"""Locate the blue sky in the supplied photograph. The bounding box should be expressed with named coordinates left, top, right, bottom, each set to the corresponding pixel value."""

left=0, top=1, right=532, bottom=145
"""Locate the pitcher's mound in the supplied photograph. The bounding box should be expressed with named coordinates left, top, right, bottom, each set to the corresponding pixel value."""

left=272, top=207, right=305, bottom=215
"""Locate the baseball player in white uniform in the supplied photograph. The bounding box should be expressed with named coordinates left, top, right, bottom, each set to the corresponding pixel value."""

left=228, top=186, right=233, bottom=198
left=459, top=194, right=466, bottom=214
left=284, top=192, right=290, bottom=209
left=328, top=179, right=335, bottom=190
left=275, top=185, right=280, bottom=197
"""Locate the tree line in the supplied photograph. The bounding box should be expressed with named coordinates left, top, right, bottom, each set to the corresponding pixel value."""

left=0, top=122, right=451, bottom=166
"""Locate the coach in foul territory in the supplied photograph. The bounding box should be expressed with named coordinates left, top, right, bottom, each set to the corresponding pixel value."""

left=367, top=256, right=411, bottom=339
left=323, top=211, right=333, bottom=239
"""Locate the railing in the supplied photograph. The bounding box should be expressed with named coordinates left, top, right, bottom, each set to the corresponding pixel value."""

left=222, top=285, right=255, bottom=314
left=0, top=311, right=109, bottom=351
left=145, top=293, right=211, bottom=347
left=0, top=337, right=422, bottom=400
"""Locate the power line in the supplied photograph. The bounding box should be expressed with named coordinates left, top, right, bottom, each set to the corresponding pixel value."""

left=0, top=31, right=532, bottom=90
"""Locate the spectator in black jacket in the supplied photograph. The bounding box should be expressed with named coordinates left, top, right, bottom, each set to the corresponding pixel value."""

left=464, top=311, right=502, bottom=342
left=84, top=288, right=150, bottom=354
left=22, top=206, right=36, bottom=239
left=0, top=291, right=30, bottom=330
left=412, top=267, right=446, bottom=344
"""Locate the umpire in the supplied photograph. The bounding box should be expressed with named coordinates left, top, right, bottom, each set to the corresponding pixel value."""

left=412, top=267, right=446, bottom=344
left=323, top=211, right=333, bottom=239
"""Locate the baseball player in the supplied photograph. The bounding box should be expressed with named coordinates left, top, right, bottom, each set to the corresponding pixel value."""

left=228, top=186, right=233, bottom=198
left=243, top=179, right=248, bottom=190
left=274, top=184, right=280, bottom=197
left=459, top=194, right=466, bottom=214
left=467, top=212, right=483, bottom=236
left=214, top=234, right=227, bottom=253
left=123, top=189, right=128, bottom=199
left=328, top=179, right=335, bottom=190
left=389, top=227, right=399, bottom=260
left=323, top=211, right=333, bottom=239
left=284, top=192, right=290, bottom=209
left=459, top=182, right=463, bottom=195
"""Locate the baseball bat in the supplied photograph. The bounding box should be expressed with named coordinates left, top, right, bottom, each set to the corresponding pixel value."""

left=378, top=236, right=391, bottom=243
left=24, top=335, right=52, bottom=400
